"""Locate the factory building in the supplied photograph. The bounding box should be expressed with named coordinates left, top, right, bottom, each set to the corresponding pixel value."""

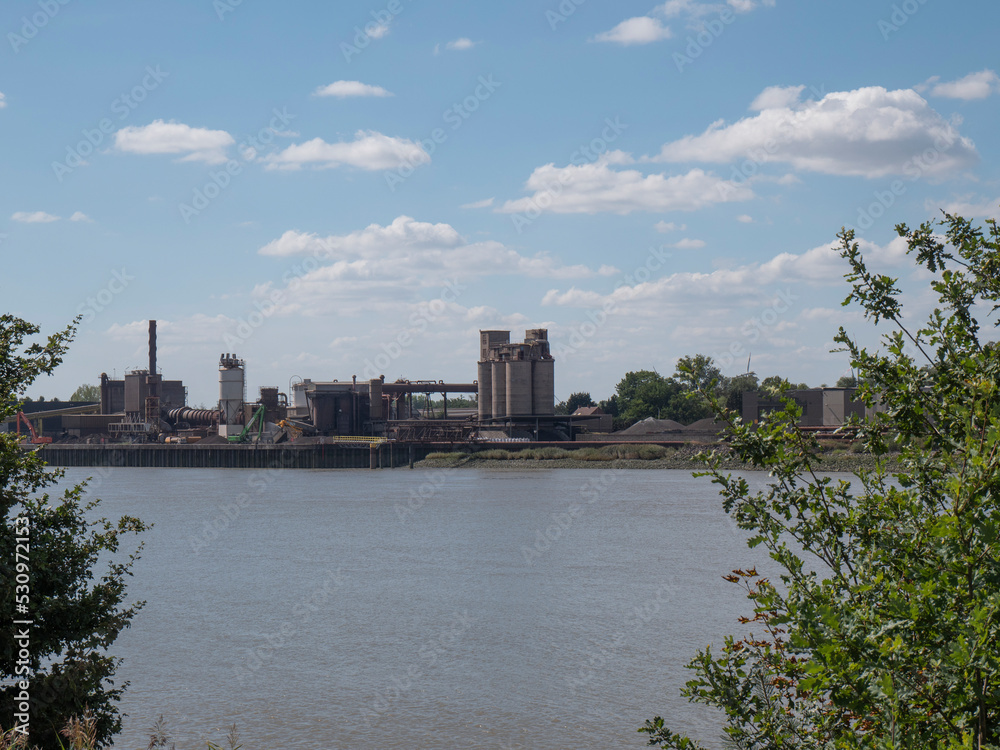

left=477, top=329, right=555, bottom=421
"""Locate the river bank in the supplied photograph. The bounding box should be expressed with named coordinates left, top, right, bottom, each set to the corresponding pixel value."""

left=416, top=444, right=900, bottom=472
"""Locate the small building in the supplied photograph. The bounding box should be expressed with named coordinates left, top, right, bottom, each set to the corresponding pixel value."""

left=742, top=388, right=868, bottom=427
left=572, top=406, right=613, bottom=433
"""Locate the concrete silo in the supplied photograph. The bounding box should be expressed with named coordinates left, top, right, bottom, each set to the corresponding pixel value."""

left=478, top=329, right=555, bottom=421
left=218, top=354, right=245, bottom=438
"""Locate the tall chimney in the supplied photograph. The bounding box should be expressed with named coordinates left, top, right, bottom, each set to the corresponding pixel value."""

left=148, top=320, right=157, bottom=375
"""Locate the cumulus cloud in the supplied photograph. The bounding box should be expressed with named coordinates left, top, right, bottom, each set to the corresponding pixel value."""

left=658, top=0, right=775, bottom=16
left=253, top=217, right=617, bottom=319
left=313, top=81, right=393, bottom=98
left=12, top=211, right=59, bottom=223
left=113, top=120, right=235, bottom=164
left=498, top=154, right=753, bottom=215
left=672, top=238, right=706, bottom=249
left=655, top=221, right=685, bottom=232
left=594, top=0, right=774, bottom=44
left=592, top=17, right=672, bottom=45
left=929, top=69, right=1000, bottom=100
left=435, top=38, right=478, bottom=54
left=927, top=195, right=1000, bottom=218
left=69, top=211, right=94, bottom=223
left=263, top=131, right=430, bottom=171
left=542, top=235, right=909, bottom=314
left=737, top=214, right=754, bottom=223
left=652, top=86, right=978, bottom=179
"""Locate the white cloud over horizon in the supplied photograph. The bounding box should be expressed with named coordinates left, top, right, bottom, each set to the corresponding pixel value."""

left=254, top=216, right=617, bottom=316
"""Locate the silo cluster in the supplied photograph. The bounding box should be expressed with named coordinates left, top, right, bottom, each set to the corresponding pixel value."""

left=477, top=329, right=555, bottom=420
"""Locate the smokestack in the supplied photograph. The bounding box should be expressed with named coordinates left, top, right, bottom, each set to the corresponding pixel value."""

left=148, top=320, right=157, bottom=375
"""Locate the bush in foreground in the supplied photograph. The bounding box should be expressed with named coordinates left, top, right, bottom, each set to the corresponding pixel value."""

left=642, top=214, right=1000, bottom=748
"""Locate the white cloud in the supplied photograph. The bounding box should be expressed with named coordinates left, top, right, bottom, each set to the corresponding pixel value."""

left=593, top=17, right=672, bottom=45
left=929, top=69, right=1000, bottom=100
left=446, top=37, right=477, bottom=51
left=264, top=131, right=430, bottom=171
left=542, top=235, right=910, bottom=314
left=113, top=120, right=234, bottom=164
left=0, top=92, right=6, bottom=109
left=736, top=214, right=754, bottom=223
left=368, top=24, right=390, bottom=39
left=673, top=238, right=706, bottom=249
left=749, top=85, right=806, bottom=111
left=12, top=211, right=59, bottom=223
left=313, top=81, right=393, bottom=98
left=597, top=0, right=773, bottom=43
left=498, top=154, right=753, bottom=215
left=927, top=195, right=1000, bottom=219
left=655, top=221, right=686, bottom=232
left=255, top=216, right=612, bottom=315
left=69, top=211, right=94, bottom=223
left=653, top=86, right=978, bottom=179
left=461, top=197, right=494, bottom=209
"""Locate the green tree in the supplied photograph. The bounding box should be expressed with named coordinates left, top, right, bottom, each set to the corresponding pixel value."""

left=1, top=315, right=147, bottom=749
left=641, top=214, right=1000, bottom=749
left=612, top=369, right=716, bottom=426
left=673, top=354, right=723, bottom=394
left=69, top=384, right=100, bottom=402
left=836, top=374, right=859, bottom=388
left=722, top=372, right=759, bottom=412
left=759, top=375, right=809, bottom=396
left=565, top=392, right=596, bottom=413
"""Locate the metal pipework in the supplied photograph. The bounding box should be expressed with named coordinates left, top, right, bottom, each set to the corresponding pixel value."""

left=167, top=407, right=220, bottom=425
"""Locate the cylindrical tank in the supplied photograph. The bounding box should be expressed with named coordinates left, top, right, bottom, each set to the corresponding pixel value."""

left=506, top=360, right=532, bottom=416
left=532, top=359, right=555, bottom=415
left=219, top=365, right=244, bottom=425
left=292, top=382, right=309, bottom=410
left=491, top=361, right=507, bottom=418
left=477, top=361, right=492, bottom=420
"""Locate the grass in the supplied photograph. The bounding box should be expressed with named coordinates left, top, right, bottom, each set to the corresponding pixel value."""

left=1, top=714, right=240, bottom=750
left=420, top=444, right=678, bottom=463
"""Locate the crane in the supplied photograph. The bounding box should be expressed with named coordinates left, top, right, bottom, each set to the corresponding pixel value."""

left=227, top=405, right=267, bottom=443
left=15, top=411, right=53, bottom=444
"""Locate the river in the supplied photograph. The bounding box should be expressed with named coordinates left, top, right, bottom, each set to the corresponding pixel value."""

left=59, top=466, right=788, bottom=749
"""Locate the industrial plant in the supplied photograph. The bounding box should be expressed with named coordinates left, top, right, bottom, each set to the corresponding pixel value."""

left=8, top=321, right=579, bottom=447
left=3, top=319, right=874, bottom=471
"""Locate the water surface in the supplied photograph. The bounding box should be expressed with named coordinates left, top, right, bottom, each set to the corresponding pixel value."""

left=60, top=466, right=785, bottom=749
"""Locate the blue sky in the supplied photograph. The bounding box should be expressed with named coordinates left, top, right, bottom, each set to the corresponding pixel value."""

left=3, top=0, right=999, bottom=406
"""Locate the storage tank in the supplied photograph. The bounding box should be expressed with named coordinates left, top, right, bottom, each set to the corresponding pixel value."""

left=506, top=360, right=532, bottom=416
left=477, top=361, right=492, bottom=420
left=218, top=354, right=245, bottom=437
left=491, top=360, right=507, bottom=418
left=532, top=358, right=555, bottom=415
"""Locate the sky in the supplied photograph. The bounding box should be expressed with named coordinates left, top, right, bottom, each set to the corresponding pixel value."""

left=3, top=0, right=999, bottom=407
